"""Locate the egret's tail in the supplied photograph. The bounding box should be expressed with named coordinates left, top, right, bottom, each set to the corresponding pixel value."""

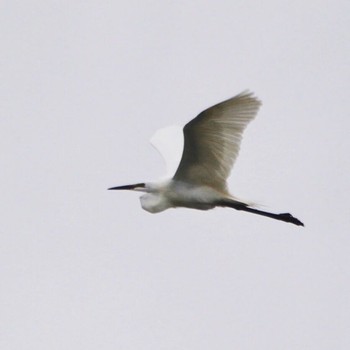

left=218, top=200, right=304, bottom=227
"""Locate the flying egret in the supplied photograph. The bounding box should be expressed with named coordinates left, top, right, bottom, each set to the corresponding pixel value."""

left=109, top=91, right=304, bottom=226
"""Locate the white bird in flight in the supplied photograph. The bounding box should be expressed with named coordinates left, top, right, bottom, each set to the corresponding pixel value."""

left=109, top=91, right=304, bottom=226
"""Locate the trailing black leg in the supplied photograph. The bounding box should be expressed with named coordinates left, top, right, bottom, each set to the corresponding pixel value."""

left=218, top=200, right=304, bottom=227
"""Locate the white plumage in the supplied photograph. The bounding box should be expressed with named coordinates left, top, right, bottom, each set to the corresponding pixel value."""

left=109, top=91, right=304, bottom=226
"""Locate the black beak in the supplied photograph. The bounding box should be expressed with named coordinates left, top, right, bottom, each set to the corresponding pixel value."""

left=108, top=183, right=145, bottom=190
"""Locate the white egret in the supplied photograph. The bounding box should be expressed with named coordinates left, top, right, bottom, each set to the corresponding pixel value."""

left=109, top=91, right=304, bottom=226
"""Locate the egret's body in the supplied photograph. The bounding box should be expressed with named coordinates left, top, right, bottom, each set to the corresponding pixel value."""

left=140, top=180, right=225, bottom=213
left=109, top=91, right=304, bottom=226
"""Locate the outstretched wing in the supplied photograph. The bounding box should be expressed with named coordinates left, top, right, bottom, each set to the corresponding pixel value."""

left=150, top=125, right=184, bottom=178
left=173, top=91, right=261, bottom=192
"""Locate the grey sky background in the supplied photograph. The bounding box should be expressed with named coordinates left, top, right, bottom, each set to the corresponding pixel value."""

left=1, top=1, right=349, bottom=349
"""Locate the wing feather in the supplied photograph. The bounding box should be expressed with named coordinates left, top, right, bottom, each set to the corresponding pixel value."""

left=173, top=91, right=261, bottom=191
left=150, top=125, right=184, bottom=178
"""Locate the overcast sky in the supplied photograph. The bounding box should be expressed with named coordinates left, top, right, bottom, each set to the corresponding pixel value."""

left=1, top=1, right=349, bottom=349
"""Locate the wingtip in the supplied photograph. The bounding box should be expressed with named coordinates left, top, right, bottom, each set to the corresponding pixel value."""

left=237, top=90, right=262, bottom=106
